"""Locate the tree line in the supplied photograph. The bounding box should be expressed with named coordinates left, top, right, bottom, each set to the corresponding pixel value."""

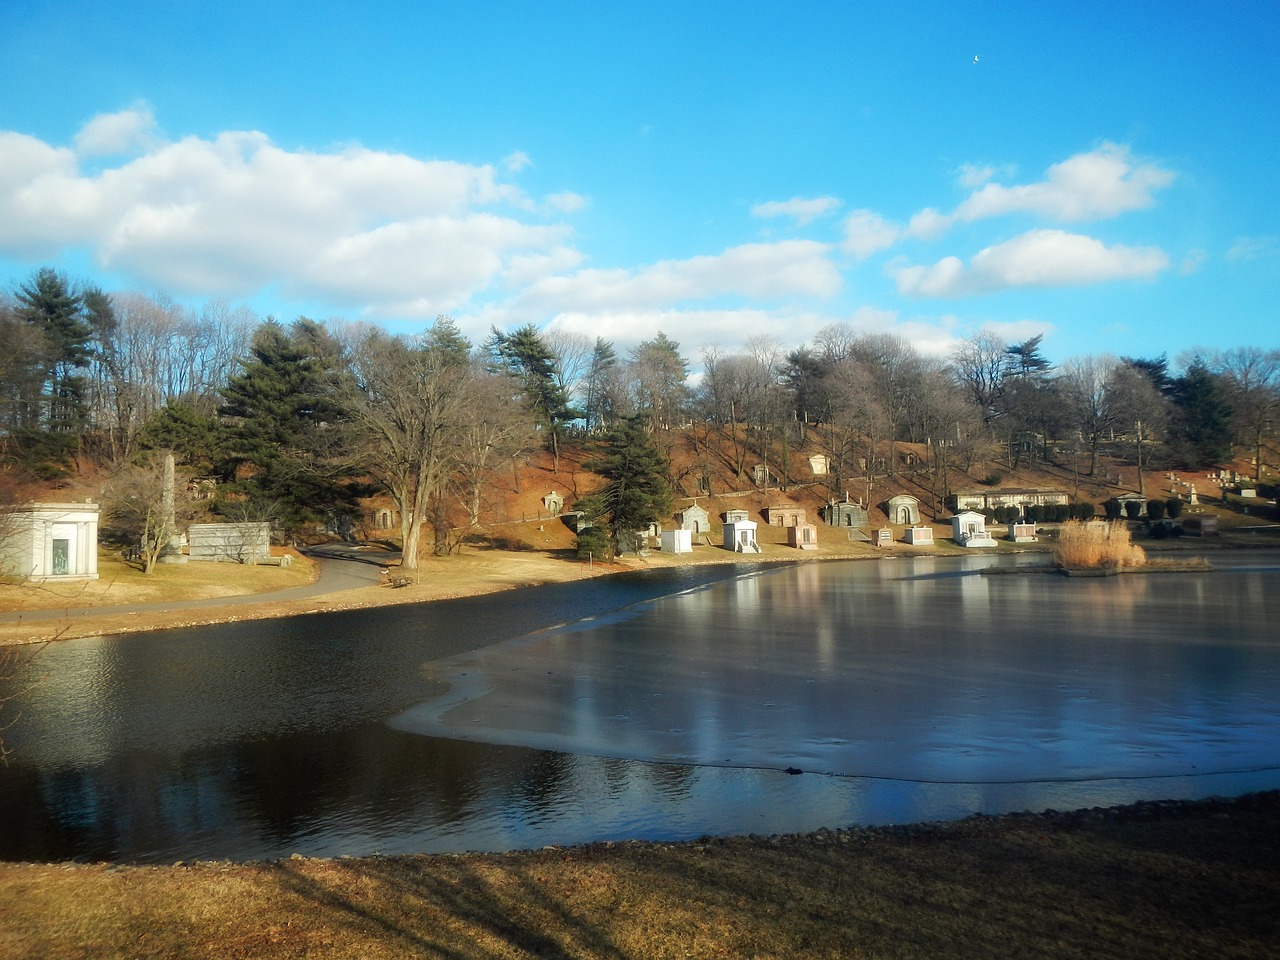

left=2, top=267, right=1277, bottom=567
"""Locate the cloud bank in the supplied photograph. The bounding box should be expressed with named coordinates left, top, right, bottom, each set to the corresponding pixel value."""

left=0, top=108, right=1177, bottom=357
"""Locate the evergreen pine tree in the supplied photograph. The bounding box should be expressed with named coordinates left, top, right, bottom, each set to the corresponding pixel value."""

left=219, top=319, right=365, bottom=534
left=580, top=416, right=673, bottom=559
left=488, top=324, right=575, bottom=469
left=11, top=268, right=96, bottom=471
left=1169, top=360, right=1234, bottom=467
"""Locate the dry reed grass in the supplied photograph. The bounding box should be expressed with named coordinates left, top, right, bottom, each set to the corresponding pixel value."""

left=1054, top=520, right=1147, bottom=569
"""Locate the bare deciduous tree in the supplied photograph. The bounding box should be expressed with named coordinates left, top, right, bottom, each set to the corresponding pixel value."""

left=348, top=327, right=474, bottom=569
left=1217, top=347, right=1280, bottom=482
left=102, top=453, right=202, bottom=573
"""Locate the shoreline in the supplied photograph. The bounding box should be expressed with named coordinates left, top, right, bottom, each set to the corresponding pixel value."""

left=0, top=544, right=962, bottom=645
left=3, top=790, right=1276, bottom=958
left=2, top=533, right=1271, bottom=646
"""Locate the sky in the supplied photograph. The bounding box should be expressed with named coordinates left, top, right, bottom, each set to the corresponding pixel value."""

left=1, top=1, right=1277, bottom=369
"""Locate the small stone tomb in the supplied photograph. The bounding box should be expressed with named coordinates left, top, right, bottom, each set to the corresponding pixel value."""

left=660, top=529, right=693, bottom=553
left=724, top=508, right=751, bottom=523
left=1008, top=521, right=1037, bottom=543
left=950, top=511, right=998, bottom=548
left=904, top=525, right=934, bottom=545
left=676, top=502, right=710, bottom=533
left=763, top=502, right=806, bottom=527
left=188, top=521, right=272, bottom=564
left=787, top=523, right=818, bottom=550
left=1, top=502, right=100, bottom=580
left=1114, top=493, right=1147, bottom=518
left=824, top=496, right=869, bottom=528
left=875, top=527, right=894, bottom=546
left=1184, top=516, right=1219, bottom=536
left=885, top=494, right=920, bottom=526
left=724, top=519, right=761, bottom=553
left=542, top=491, right=565, bottom=515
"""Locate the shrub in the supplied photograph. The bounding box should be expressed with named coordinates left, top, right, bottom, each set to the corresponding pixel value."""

left=1103, top=499, right=1122, bottom=520
left=1165, top=498, right=1184, bottom=519
left=1071, top=501, right=1096, bottom=521
left=1053, top=520, right=1146, bottom=570
left=1147, top=500, right=1166, bottom=521
left=981, top=472, right=1003, bottom=487
left=1124, top=500, right=1143, bottom=520
left=574, top=525, right=611, bottom=562
left=1150, top=522, right=1169, bottom=539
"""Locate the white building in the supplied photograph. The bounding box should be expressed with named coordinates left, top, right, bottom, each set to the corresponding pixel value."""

left=1, top=503, right=100, bottom=581
left=660, top=529, right=693, bottom=553
left=188, top=521, right=272, bottom=563
left=723, top=519, right=761, bottom=553
left=675, top=502, right=710, bottom=533
left=950, top=511, right=998, bottom=548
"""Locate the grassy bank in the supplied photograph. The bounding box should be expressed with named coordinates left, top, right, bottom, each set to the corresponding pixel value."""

left=2, top=792, right=1276, bottom=959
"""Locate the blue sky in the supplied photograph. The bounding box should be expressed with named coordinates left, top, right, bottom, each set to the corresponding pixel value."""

left=1, top=1, right=1276, bottom=368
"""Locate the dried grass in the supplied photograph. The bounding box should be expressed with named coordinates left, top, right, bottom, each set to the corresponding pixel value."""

left=2, top=794, right=1277, bottom=959
left=1054, top=520, right=1147, bottom=569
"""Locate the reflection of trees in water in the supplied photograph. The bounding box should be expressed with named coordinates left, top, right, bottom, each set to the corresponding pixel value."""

left=9, top=559, right=1279, bottom=863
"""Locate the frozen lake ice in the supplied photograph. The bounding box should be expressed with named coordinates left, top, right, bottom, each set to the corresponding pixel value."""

left=5, top=552, right=1279, bottom=863
left=393, top=553, right=1280, bottom=786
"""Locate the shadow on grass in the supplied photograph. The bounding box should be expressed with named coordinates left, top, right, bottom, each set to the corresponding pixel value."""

left=253, top=794, right=1280, bottom=959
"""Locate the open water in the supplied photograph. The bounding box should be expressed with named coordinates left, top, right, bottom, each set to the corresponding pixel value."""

left=3, top=552, right=1278, bottom=863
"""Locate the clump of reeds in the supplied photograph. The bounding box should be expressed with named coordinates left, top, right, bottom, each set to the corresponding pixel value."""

left=1054, top=520, right=1146, bottom=569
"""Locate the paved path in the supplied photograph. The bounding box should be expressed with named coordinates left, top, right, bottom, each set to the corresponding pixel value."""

left=0, top=545, right=394, bottom=624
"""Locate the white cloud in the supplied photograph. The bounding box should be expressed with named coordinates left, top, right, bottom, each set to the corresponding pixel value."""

left=905, top=208, right=949, bottom=241
left=1180, top=249, right=1208, bottom=274
left=949, top=143, right=1174, bottom=226
left=752, top=196, right=841, bottom=225
left=74, top=103, right=159, bottom=156
left=841, top=210, right=904, bottom=259
left=893, top=229, right=1169, bottom=297
left=503, top=150, right=532, bottom=173
left=956, top=164, right=997, bottom=189
left=1225, top=235, right=1278, bottom=261
left=0, top=118, right=581, bottom=316
left=843, top=144, right=1175, bottom=260
left=513, top=240, right=841, bottom=315
left=542, top=191, right=587, bottom=214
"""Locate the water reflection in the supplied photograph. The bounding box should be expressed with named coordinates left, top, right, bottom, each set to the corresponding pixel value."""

left=3, top=554, right=1279, bottom=864
left=394, top=554, right=1280, bottom=786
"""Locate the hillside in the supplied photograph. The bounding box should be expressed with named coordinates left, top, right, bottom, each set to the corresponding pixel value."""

left=460, top=425, right=1275, bottom=557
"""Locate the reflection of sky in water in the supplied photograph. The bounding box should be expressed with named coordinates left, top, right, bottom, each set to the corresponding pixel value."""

left=395, top=557, right=1280, bottom=785
left=8, top=554, right=1280, bottom=863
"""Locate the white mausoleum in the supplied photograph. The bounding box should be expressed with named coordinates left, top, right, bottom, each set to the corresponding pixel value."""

left=1, top=502, right=100, bottom=581
left=950, top=511, right=998, bottom=548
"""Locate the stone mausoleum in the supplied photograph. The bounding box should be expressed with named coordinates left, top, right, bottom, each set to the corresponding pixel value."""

left=1, top=502, right=100, bottom=581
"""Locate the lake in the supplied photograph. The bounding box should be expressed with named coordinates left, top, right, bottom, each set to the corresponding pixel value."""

left=4, top=552, right=1278, bottom=863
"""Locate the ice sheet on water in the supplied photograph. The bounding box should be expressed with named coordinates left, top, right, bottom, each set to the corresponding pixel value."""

left=392, top=555, right=1280, bottom=785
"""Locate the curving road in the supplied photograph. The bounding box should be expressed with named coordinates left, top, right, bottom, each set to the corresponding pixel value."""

left=0, top=544, right=392, bottom=624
